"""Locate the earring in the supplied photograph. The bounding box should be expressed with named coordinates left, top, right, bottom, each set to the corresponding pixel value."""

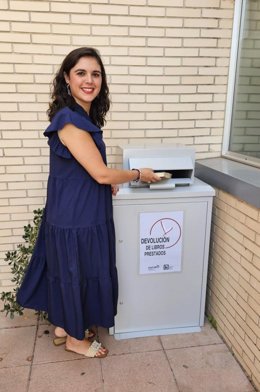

left=66, top=83, right=71, bottom=96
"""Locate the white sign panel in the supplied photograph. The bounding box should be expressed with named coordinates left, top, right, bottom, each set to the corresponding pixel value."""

left=140, top=211, right=183, bottom=274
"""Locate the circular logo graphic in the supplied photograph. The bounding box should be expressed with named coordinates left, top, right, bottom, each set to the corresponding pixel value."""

left=149, top=218, right=182, bottom=248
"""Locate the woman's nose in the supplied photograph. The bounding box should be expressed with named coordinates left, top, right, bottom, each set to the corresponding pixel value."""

left=85, top=73, right=93, bottom=83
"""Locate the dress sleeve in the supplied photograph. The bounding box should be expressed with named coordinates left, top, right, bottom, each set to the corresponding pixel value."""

left=43, top=107, right=101, bottom=159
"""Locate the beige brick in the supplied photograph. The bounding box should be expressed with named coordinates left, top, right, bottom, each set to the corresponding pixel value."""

left=0, top=43, right=12, bottom=52
left=0, top=32, right=30, bottom=43
left=10, top=1, right=49, bottom=11
left=9, top=197, right=44, bottom=206
left=148, top=58, right=182, bottom=67
left=243, top=237, right=260, bottom=258
left=51, top=2, right=90, bottom=13
left=199, top=67, right=228, bottom=76
left=245, top=316, right=259, bottom=345
left=129, top=47, right=163, bottom=56
left=184, top=38, right=217, bottom=47
left=11, top=22, right=50, bottom=33
left=111, top=0, right=145, bottom=5
left=13, top=44, right=52, bottom=54
left=200, top=48, right=230, bottom=57
left=148, top=0, right=183, bottom=5
left=164, top=86, right=197, bottom=94
left=147, top=76, right=179, bottom=84
left=184, top=18, right=218, bottom=28
left=0, top=22, right=10, bottom=31
left=31, top=12, right=70, bottom=23
left=15, top=64, right=52, bottom=74
left=112, top=57, right=146, bottom=66
left=179, top=128, right=210, bottom=137
left=196, top=119, right=224, bottom=128
left=149, top=18, right=182, bottom=28
left=165, top=48, right=199, bottom=57
left=162, top=120, right=194, bottom=129
left=0, top=122, right=20, bottom=130
left=146, top=112, right=178, bottom=120
left=129, top=66, right=163, bottom=75
left=180, top=111, right=211, bottom=120
left=0, top=74, right=33, bottom=83
left=93, top=26, right=128, bottom=36
left=165, top=67, right=198, bottom=76
left=130, top=6, right=164, bottom=16
left=181, top=76, right=214, bottom=84
left=245, top=335, right=260, bottom=362
left=32, top=34, right=70, bottom=45
left=111, top=75, right=145, bottom=84
left=166, top=7, right=200, bottom=17
left=111, top=36, right=145, bottom=46
left=202, top=8, right=233, bottom=19
left=19, top=103, right=47, bottom=112
left=166, top=27, right=200, bottom=38
left=201, top=29, right=232, bottom=39
left=130, top=27, right=164, bottom=37
left=112, top=15, right=145, bottom=26
left=6, top=165, right=41, bottom=174
left=0, top=0, right=8, bottom=9
left=245, top=216, right=260, bottom=234
left=219, top=19, right=233, bottom=29
left=186, top=0, right=220, bottom=6
left=74, top=38, right=111, bottom=48
left=164, top=103, right=195, bottom=112
left=180, top=94, right=212, bottom=102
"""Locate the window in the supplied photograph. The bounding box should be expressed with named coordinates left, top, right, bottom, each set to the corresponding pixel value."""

left=223, top=0, right=260, bottom=167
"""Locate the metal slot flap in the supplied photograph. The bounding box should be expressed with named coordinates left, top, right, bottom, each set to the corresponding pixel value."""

left=129, top=156, right=194, bottom=171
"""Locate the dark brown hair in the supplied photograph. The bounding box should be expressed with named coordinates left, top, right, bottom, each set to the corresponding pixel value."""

left=47, top=47, right=110, bottom=128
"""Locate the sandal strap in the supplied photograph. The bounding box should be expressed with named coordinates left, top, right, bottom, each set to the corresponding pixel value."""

left=86, top=340, right=102, bottom=357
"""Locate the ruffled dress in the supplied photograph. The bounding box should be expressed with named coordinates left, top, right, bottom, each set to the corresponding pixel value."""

left=17, top=104, right=118, bottom=340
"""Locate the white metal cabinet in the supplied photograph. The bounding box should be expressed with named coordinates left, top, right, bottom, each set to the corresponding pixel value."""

left=111, top=178, right=215, bottom=339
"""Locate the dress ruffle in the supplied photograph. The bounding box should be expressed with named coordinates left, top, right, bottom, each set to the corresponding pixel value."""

left=44, top=107, right=101, bottom=159
left=18, top=219, right=118, bottom=340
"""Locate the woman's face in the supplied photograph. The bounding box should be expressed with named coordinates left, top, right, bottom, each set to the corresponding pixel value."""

left=65, top=56, right=102, bottom=113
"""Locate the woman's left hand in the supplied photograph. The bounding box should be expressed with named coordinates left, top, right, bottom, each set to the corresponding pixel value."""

left=111, top=184, right=119, bottom=196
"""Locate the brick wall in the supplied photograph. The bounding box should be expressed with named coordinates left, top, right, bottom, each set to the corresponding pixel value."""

left=0, top=1, right=234, bottom=286
left=207, top=189, right=260, bottom=390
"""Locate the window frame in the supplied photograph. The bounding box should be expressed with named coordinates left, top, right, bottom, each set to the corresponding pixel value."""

left=222, top=0, right=260, bottom=168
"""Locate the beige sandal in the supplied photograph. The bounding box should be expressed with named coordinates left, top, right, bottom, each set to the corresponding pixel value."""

left=53, top=328, right=96, bottom=346
left=65, top=340, right=108, bottom=358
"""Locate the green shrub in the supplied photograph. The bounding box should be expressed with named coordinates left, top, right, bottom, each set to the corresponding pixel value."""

left=0, top=208, right=47, bottom=319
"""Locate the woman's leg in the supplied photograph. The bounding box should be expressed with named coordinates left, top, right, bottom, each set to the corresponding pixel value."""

left=54, top=326, right=67, bottom=337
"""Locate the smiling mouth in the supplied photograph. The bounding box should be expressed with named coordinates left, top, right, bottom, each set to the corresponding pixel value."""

left=81, top=87, right=94, bottom=94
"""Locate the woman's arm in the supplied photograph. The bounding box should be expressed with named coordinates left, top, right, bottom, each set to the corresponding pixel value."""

left=58, top=124, right=160, bottom=185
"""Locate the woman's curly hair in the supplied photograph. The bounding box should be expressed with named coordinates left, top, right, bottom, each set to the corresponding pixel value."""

left=47, top=47, right=110, bottom=128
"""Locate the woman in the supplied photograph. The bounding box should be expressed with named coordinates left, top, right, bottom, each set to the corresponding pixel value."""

left=17, top=47, right=160, bottom=358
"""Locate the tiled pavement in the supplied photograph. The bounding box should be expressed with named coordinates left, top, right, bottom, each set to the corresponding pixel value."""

left=0, top=308, right=256, bottom=392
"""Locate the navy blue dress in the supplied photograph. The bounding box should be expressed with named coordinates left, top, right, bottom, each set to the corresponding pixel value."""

left=17, top=104, right=118, bottom=340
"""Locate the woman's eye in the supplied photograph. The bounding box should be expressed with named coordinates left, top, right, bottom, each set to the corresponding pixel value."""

left=77, top=71, right=85, bottom=76
left=93, top=72, right=101, bottom=78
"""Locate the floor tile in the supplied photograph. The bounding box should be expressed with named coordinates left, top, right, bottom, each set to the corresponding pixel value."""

left=0, top=303, right=38, bottom=329
left=0, top=326, right=36, bottom=368
left=0, top=365, right=30, bottom=392
left=33, top=324, right=76, bottom=364
left=102, top=350, right=179, bottom=392
left=166, top=343, right=255, bottom=392
left=160, top=320, right=222, bottom=350
left=29, top=359, right=104, bottom=392
left=99, top=327, right=163, bottom=356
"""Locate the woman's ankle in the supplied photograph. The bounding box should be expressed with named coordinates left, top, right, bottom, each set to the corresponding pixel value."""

left=54, top=326, right=67, bottom=337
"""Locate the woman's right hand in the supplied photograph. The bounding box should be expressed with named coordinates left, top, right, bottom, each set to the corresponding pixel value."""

left=139, top=168, right=161, bottom=183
